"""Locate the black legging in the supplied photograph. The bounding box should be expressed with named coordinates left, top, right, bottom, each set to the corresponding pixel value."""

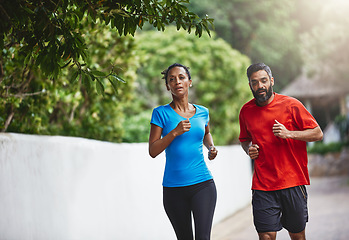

left=163, top=179, right=217, bottom=240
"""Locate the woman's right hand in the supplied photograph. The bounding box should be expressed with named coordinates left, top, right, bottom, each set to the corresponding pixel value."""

left=149, top=119, right=191, bottom=158
left=173, top=119, right=191, bottom=136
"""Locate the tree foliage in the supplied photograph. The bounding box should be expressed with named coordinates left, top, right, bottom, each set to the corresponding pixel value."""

left=188, top=0, right=302, bottom=90
left=0, top=0, right=214, bottom=133
left=0, top=0, right=213, bottom=80
left=1, top=26, right=138, bottom=142
left=125, top=27, right=251, bottom=144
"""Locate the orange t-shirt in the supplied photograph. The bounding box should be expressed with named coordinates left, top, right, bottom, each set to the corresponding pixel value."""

left=239, top=93, right=319, bottom=191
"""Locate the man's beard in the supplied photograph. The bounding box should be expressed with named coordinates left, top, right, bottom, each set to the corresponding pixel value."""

left=252, top=86, right=273, bottom=104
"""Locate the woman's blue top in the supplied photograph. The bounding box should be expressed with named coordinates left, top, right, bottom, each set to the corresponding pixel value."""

left=150, top=104, right=213, bottom=187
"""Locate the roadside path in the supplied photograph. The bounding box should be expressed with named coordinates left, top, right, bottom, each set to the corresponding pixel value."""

left=212, top=176, right=349, bottom=240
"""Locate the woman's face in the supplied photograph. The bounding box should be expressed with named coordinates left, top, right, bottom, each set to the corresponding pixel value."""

left=166, top=66, right=192, bottom=97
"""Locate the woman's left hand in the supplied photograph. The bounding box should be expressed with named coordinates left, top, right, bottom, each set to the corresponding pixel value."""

left=208, top=146, right=218, bottom=160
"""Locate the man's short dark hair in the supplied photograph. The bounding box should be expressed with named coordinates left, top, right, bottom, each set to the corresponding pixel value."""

left=247, top=63, right=273, bottom=81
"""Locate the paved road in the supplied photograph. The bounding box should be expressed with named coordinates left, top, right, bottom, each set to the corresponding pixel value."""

left=212, top=176, right=349, bottom=240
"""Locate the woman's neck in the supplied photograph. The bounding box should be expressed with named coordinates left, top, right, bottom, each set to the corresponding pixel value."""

left=170, top=96, right=190, bottom=109
left=170, top=98, right=196, bottom=119
left=170, top=97, right=191, bottom=112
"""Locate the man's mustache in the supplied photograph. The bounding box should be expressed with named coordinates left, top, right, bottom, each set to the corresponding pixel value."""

left=256, top=89, right=267, bottom=94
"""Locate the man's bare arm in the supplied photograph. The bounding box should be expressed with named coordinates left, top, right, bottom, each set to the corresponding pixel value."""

left=241, top=141, right=259, bottom=159
left=273, top=120, right=323, bottom=142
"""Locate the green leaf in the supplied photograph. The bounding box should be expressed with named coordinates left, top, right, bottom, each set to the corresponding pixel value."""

left=176, top=21, right=181, bottom=31
left=110, top=74, right=126, bottom=83
left=23, top=6, right=34, bottom=15
left=70, top=70, right=80, bottom=83
left=91, top=70, right=107, bottom=77
left=96, top=79, right=105, bottom=96
left=129, top=18, right=137, bottom=36
left=72, top=13, right=79, bottom=28
left=88, top=11, right=96, bottom=23
left=124, top=18, right=129, bottom=36
left=53, top=63, right=60, bottom=79
left=61, top=60, right=72, bottom=69
left=24, top=53, right=32, bottom=65
left=202, top=21, right=211, bottom=37
left=195, top=23, right=203, bottom=37
left=105, top=15, right=110, bottom=25
left=108, top=77, right=118, bottom=94
left=36, top=52, right=45, bottom=67
left=111, top=18, right=115, bottom=28
left=82, top=72, right=92, bottom=92
left=114, top=16, right=124, bottom=36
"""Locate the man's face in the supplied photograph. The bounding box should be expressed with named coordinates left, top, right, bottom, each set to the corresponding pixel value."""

left=249, top=70, right=274, bottom=105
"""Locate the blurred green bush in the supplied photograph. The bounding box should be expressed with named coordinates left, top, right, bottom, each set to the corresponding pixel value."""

left=124, top=27, right=252, bottom=144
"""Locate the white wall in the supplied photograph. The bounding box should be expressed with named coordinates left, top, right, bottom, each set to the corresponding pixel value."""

left=0, top=133, right=252, bottom=240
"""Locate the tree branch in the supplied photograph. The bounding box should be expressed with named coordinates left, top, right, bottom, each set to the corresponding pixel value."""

left=8, top=91, right=45, bottom=98
left=2, top=104, right=15, bottom=132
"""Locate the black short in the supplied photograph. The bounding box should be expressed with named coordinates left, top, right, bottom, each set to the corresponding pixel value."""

left=252, top=185, right=308, bottom=233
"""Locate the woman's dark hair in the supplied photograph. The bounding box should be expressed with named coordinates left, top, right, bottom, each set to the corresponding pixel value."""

left=161, top=63, right=191, bottom=84
left=246, top=63, right=273, bottom=80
